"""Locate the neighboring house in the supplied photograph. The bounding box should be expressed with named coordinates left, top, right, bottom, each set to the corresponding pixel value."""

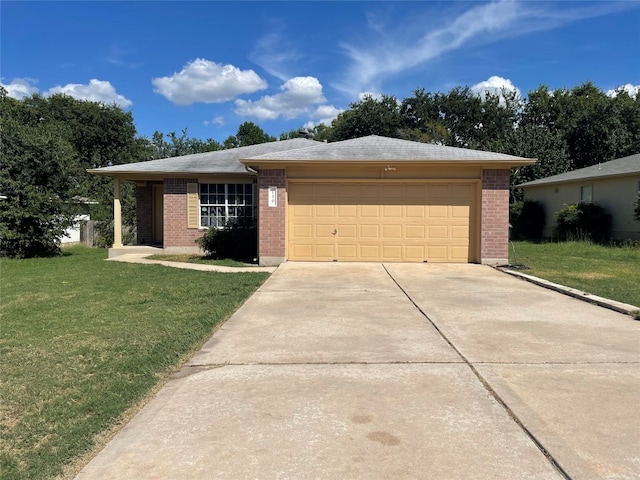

left=519, top=153, right=640, bottom=240
left=61, top=196, right=98, bottom=244
left=89, top=135, right=534, bottom=265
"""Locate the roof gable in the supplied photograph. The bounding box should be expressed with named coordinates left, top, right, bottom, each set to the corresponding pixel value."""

left=519, top=153, right=640, bottom=187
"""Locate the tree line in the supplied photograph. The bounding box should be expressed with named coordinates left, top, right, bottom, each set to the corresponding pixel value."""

left=1, top=81, right=638, bottom=257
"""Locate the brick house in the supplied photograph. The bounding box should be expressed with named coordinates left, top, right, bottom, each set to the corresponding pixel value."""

left=89, top=135, right=534, bottom=265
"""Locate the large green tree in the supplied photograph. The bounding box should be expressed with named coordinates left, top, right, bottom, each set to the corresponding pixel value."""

left=0, top=90, right=145, bottom=256
left=147, top=129, right=222, bottom=159
left=224, top=121, right=276, bottom=148
left=330, top=94, right=403, bottom=141
left=0, top=90, right=80, bottom=257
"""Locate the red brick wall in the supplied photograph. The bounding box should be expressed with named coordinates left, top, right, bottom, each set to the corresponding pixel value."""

left=257, top=169, right=286, bottom=259
left=136, top=184, right=153, bottom=245
left=164, top=178, right=204, bottom=248
left=481, top=169, right=510, bottom=263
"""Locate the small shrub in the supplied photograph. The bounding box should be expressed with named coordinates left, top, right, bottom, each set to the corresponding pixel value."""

left=509, top=200, right=546, bottom=240
left=554, top=202, right=612, bottom=242
left=633, top=194, right=640, bottom=223
left=196, top=220, right=257, bottom=261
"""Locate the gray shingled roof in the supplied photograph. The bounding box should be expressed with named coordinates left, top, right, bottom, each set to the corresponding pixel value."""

left=241, top=135, right=534, bottom=164
left=519, top=153, right=640, bottom=187
left=89, top=138, right=319, bottom=176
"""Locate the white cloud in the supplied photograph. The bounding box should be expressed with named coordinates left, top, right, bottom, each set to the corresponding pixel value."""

left=203, top=116, right=225, bottom=127
left=471, top=75, right=521, bottom=101
left=1, top=77, right=39, bottom=99
left=152, top=58, right=267, bottom=105
left=234, top=76, right=330, bottom=120
left=607, top=83, right=640, bottom=98
left=305, top=104, right=344, bottom=128
left=45, top=79, right=132, bottom=107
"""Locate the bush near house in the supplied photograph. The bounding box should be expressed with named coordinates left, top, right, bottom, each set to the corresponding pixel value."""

left=196, top=221, right=257, bottom=261
left=554, top=202, right=612, bottom=242
left=634, top=194, right=640, bottom=222
left=509, top=200, right=546, bottom=240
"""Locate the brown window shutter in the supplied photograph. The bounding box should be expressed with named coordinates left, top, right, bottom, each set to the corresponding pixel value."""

left=187, top=183, right=199, bottom=228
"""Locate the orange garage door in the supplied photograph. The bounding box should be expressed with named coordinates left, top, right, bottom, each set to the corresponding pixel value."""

left=287, top=182, right=477, bottom=262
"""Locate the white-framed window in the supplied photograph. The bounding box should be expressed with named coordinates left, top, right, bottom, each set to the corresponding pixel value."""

left=199, top=183, right=254, bottom=228
left=580, top=185, right=593, bottom=203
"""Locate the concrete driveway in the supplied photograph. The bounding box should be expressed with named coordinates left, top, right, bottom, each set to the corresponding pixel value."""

left=76, top=263, right=640, bottom=479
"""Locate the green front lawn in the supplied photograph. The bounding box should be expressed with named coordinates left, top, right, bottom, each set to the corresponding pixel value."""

left=509, top=241, right=640, bottom=308
left=0, top=246, right=269, bottom=480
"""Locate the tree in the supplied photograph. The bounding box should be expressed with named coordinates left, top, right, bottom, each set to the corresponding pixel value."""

left=1, top=91, right=146, bottom=254
left=224, top=122, right=276, bottom=148
left=330, top=94, right=403, bottom=141
left=491, top=124, right=570, bottom=201
left=147, top=129, right=222, bottom=159
left=0, top=89, right=80, bottom=257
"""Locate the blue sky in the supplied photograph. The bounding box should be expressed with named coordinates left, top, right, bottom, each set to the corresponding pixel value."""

left=2, top=1, right=639, bottom=143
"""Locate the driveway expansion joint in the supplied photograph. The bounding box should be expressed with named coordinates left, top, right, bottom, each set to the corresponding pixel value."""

left=382, top=263, right=574, bottom=480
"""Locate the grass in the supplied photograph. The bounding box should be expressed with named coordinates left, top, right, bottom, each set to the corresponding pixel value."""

left=509, top=241, right=640, bottom=309
left=0, top=246, right=269, bottom=480
left=146, top=253, right=254, bottom=267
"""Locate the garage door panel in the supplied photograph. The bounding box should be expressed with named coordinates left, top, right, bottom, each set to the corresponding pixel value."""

left=360, top=205, right=380, bottom=217
left=382, top=245, right=403, bottom=261
left=287, top=182, right=476, bottom=263
left=337, top=224, right=357, bottom=238
left=382, top=205, right=402, bottom=218
left=451, top=205, right=470, bottom=217
left=405, top=245, right=426, bottom=261
left=405, top=225, right=426, bottom=239
left=428, top=205, right=448, bottom=217
left=406, top=205, right=426, bottom=217
left=382, top=224, right=402, bottom=239
left=337, top=244, right=357, bottom=259
left=360, top=244, right=381, bottom=259
left=360, top=224, right=380, bottom=238
left=337, top=204, right=357, bottom=217
left=451, top=225, right=470, bottom=239
left=315, top=204, right=335, bottom=217
left=315, top=244, right=335, bottom=258
left=293, top=224, right=313, bottom=238
left=428, top=225, right=448, bottom=240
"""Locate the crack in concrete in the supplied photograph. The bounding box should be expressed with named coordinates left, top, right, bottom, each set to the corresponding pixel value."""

left=381, top=263, right=574, bottom=480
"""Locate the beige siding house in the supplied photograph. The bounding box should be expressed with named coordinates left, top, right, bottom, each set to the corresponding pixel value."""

left=520, top=153, right=640, bottom=240
left=90, top=135, right=533, bottom=265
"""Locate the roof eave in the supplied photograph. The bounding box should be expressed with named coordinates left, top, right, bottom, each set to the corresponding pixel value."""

left=520, top=170, right=639, bottom=188
left=240, top=159, right=536, bottom=169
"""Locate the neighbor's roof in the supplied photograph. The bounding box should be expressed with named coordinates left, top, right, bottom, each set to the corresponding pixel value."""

left=241, top=135, right=535, bottom=166
left=519, top=153, right=640, bottom=188
left=88, top=138, right=319, bottom=177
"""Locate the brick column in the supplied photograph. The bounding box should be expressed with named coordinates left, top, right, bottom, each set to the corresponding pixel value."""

left=481, top=169, right=510, bottom=265
left=257, top=169, right=286, bottom=266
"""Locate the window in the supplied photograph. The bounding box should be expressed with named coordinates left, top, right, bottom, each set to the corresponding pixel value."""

left=199, top=183, right=254, bottom=228
left=580, top=185, right=593, bottom=203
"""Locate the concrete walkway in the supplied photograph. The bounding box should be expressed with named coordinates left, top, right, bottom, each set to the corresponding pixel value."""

left=106, top=253, right=277, bottom=273
left=76, top=263, right=640, bottom=479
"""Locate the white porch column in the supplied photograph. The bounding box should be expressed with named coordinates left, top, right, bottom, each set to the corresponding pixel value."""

left=113, top=178, right=123, bottom=248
